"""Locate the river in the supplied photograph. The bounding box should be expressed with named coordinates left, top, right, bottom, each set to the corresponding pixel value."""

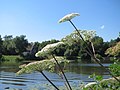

left=0, top=61, right=111, bottom=90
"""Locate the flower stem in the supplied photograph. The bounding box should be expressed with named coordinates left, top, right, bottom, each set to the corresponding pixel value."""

left=69, top=20, right=93, bottom=56
left=68, top=20, right=120, bottom=83
left=52, top=54, right=72, bottom=90
left=40, top=71, right=59, bottom=90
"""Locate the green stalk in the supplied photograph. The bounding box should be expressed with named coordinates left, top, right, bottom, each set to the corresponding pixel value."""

left=40, top=71, right=59, bottom=90
left=52, top=54, right=72, bottom=90
left=69, top=20, right=93, bottom=56
left=68, top=20, right=120, bottom=83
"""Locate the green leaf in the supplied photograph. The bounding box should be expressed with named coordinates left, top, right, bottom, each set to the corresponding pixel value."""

left=95, top=75, right=103, bottom=81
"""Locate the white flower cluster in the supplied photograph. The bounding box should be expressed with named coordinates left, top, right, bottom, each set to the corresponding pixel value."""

left=35, top=42, right=64, bottom=57
left=58, top=13, right=80, bottom=23
left=16, top=60, right=56, bottom=75
left=16, top=57, right=69, bottom=75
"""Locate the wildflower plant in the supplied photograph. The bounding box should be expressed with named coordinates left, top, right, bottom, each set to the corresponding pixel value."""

left=17, top=41, right=71, bottom=90
left=58, top=13, right=120, bottom=83
left=17, top=13, right=120, bottom=90
left=36, top=41, right=72, bottom=90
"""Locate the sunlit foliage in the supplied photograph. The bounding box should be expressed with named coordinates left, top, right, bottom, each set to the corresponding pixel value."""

left=105, top=41, right=120, bottom=56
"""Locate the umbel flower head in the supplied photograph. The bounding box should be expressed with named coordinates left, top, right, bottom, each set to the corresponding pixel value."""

left=16, top=57, right=69, bottom=75
left=58, top=13, right=80, bottom=23
left=35, top=42, right=64, bottom=57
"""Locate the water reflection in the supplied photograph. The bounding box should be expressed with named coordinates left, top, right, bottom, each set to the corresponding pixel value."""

left=65, top=63, right=110, bottom=75
left=0, top=61, right=111, bottom=90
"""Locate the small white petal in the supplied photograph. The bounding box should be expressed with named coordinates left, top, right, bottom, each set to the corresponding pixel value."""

left=58, top=13, right=80, bottom=23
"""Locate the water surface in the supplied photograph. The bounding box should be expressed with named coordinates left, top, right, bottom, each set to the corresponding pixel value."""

left=0, top=61, right=111, bottom=90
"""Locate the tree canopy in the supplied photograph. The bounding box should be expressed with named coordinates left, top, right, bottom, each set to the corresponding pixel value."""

left=0, top=32, right=119, bottom=61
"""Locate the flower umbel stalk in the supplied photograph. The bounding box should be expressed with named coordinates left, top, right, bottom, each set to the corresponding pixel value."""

left=51, top=54, right=72, bottom=90
left=68, top=20, right=120, bottom=83
left=69, top=20, right=93, bottom=56
left=40, top=71, right=59, bottom=90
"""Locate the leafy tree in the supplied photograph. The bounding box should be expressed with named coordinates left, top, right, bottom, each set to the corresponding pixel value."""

left=91, top=36, right=107, bottom=56
left=64, top=42, right=80, bottom=59
left=78, top=40, right=91, bottom=61
left=4, top=35, right=13, bottom=40
left=21, top=42, right=42, bottom=60
left=54, top=44, right=66, bottom=56
left=22, top=39, right=60, bottom=60
left=62, top=30, right=95, bottom=60
left=2, top=35, right=16, bottom=55
left=109, top=37, right=120, bottom=47
left=13, top=35, right=28, bottom=54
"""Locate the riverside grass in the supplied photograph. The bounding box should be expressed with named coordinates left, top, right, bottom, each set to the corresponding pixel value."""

left=2, top=55, right=23, bottom=61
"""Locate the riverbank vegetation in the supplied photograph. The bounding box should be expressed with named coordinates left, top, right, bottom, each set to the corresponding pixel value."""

left=0, top=33, right=120, bottom=62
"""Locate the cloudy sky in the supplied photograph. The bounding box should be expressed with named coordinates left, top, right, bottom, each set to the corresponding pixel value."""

left=0, top=0, right=120, bottom=42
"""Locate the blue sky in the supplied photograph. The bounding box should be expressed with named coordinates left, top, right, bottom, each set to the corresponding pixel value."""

left=0, top=0, right=120, bottom=42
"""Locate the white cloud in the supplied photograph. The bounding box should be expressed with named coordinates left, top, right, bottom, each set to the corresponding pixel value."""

left=100, top=25, right=105, bottom=29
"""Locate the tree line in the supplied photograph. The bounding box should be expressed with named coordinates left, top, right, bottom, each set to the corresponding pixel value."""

left=0, top=32, right=120, bottom=61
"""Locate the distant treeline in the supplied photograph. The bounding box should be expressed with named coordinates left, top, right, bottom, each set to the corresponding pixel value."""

left=0, top=34, right=120, bottom=61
